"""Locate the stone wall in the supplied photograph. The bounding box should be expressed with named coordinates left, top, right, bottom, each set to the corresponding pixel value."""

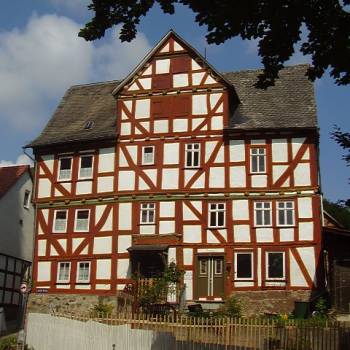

left=233, top=290, right=314, bottom=316
left=27, top=293, right=128, bottom=314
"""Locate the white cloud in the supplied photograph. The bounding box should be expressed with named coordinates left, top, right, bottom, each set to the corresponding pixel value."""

left=0, top=14, right=151, bottom=133
left=0, top=154, right=33, bottom=167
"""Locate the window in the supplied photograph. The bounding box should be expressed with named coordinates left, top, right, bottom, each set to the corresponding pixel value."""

left=266, top=252, right=285, bottom=280
left=76, top=262, right=90, bottom=283
left=58, top=157, right=72, bottom=180
left=277, top=201, right=295, bottom=226
left=234, top=252, right=253, bottom=280
left=53, top=210, right=67, bottom=233
left=214, top=259, right=223, bottom=275
left=75, top=210, right=90, bottom=232
left=185, top=143, right=200, bottom=168
left=142, top=146, right=155, bottom=165
left=79, top=155, right=93, bottom=179
left=199, top=259, right=207, bottom=276
left=250, top=148, right=266, bottom=173
left=23, top=190, right=31, bottom=209
left=140, top=203, right=155, bottom=224
left=208, top=203, right=226, bottom=228
left=254, top=202, right=272, bottom=226
left=57, top=262, right=71, bottom=283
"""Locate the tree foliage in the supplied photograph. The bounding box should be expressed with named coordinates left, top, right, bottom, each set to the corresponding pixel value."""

left=79, top=0, right=350, bottom=88
left=332, top=126, right=350, bottom=169
left=323, top=199, right=350, bottom=229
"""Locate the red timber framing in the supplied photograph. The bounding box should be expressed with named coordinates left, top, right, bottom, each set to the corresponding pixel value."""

left=31, top=31, right=322, bottom=301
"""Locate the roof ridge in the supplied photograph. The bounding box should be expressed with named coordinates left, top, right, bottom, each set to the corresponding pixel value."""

left=222, top=64, right=310, bottom=75
left=69, top=79, right=121, bottom=89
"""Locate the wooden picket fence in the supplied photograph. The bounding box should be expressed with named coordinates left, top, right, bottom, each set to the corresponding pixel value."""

left=52, top=311, right=350, bottom=350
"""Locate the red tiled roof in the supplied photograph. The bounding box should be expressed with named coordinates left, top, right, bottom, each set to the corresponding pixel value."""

left=0, top=165, right=29, bottom=199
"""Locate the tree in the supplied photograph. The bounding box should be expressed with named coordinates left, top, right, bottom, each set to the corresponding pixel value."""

left=323, top=199, right=350, bottom=229
left=79, top=0, right=350, bottom=88
left=332, top=126, right=350, bottom=171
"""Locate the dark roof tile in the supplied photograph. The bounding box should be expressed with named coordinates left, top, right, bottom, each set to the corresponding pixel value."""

left=27, top=64, right=317, bottom=148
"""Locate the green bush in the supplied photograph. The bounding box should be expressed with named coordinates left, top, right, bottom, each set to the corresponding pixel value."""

left=223, top=295, right=242, bottom=318
left=90, top=300, right=114, bottom=316
left=0, top=335, right=17, bottom=350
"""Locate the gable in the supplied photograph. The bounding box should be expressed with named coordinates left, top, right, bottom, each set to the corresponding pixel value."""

left=113, top=31, right=236, bottom=97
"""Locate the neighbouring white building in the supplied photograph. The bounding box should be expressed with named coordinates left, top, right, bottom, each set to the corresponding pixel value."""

left=0, top=165, right=34, bottom=331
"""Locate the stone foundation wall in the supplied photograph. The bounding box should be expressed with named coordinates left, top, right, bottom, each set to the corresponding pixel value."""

left=27, top=293, right=122, bottom=314
left=233, top=290, right=314, bottom=316
left=28, top=290, right=316, bottom=316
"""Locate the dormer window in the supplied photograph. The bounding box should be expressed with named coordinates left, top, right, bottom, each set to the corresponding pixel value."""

left=58, top=157, right=72, bottom=181
left=79, top=155, right=93, bottom=179
left=84, top=120, right=94, bottom=129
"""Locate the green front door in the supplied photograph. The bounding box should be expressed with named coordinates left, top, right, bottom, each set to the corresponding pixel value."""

left=196, top=256, right=224, bottom=299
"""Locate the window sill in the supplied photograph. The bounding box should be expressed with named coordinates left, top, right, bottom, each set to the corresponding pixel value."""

left=254, top=225, right=272, bottom=228
left=55, top=282, right=70, bottom=285
left=249, top=172, right=267, bottom=176
left=77, top=177, right=93, bottom=181
left=277, top=225, right=296, bottom=228
left=183, top=167, right=203, bottom=170
left=75, top=282, right=90, bottom=285
left=206, top=227, right=227, bottom=230
left=138, top=223, right=156, bottom=226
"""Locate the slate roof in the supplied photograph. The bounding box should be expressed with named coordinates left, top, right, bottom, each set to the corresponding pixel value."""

left=0, top=165, right=29, bottom=199
left=27, top=64, right=317, bottom=148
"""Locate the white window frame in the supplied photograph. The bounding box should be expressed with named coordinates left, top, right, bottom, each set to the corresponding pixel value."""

left=58, top=156, right=73, bottom=181
left=266, top=251, right=285, bottom=281
left=57, top=262, right=71, bottom=283
left=234, top=251, right=254, bottom=280
left=78, top=154, right=94, bottom=179
left=254, top=202, right=272, bottom=227
left=208, top=203, right=226, bottom=228
left=250, top=147, right=266, bottom=173
left=140, top=203, right=155, bottom=224
left=74, top=209, right=90, bottom=232
left=142, top=146, right=155, bottom=165
left=76, top=261, right=91, bottom=283
left=277, top=201, right=295, bottom=226
left=23, top=190, right=31, bottom=209
left=53, top=210, right=68, bottom=233
left=185, top=143, right=201, bottom=168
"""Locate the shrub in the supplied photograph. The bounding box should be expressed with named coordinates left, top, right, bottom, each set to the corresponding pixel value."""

left=0, top=335, right=17, bottom=350
left=224, top=295, right=242, bottom=318
left=90, top=300, right=114, bottom=317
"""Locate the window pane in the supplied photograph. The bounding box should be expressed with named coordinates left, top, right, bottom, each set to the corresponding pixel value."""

left=193, top=152, right=199, bottom=167
left=251, top=156, right=257, bottom=172
left=76, top=211, right=89, bottom=231
left=258, top=155, right=265, bottom=172
left=81, top=156, right=92, bottom=168
left=186, top=152, right=192, bottom=167
left=237, top=254, right=252, bottom=278
left=218, top=211, right=224, bottom=227
left=256, top=210, right=263, bottom=225
left=141, top=210, right=148, bottom=223
left=149, top=210, right=154, bottom=223
left=199, top=259, right=207, bottom=275
left=278, top=210, right=285, bottom=225
left=60, top=158, right=71, bottom=170
left=210, top=212, right=216, bottom=227
left=264, top=210, right=271, bottom=225
left=215, top=259, right=223, bottom=275
left=286, top=210, right=294, bottom=225
left=77, top=210, right=89, bottom=219
left=268, top=253, right=284, bottom=278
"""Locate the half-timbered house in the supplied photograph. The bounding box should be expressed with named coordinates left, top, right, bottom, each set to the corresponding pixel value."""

left=27, top=31, right=322, bottom=314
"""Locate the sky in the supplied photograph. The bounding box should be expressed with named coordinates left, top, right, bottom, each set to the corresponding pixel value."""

left=0, top=0, right=349, bottom=202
